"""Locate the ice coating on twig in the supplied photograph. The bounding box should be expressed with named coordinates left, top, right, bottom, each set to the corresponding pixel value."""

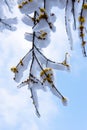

left=0, top=1, right=17, bottom=31
left=11, top=50, right=32, bottom=82
left=11, top=0, right=87, bottom=117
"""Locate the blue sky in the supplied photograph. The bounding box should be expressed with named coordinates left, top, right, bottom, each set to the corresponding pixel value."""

left=0, top=6, right=87, bottom=130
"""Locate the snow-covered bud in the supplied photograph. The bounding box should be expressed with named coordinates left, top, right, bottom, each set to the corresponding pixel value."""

left=38, top=31, right=47, bottom=39
left=61, top=96, right=68, bottom=106
left=83, top=4, right=87, bottom=9
left=36, top=13, right=48, bottom=23
left=39, top=8, right=46, bottom=13
left=62, top=53, right=70, bottom=70
left=82, top=41, right=86, bottom=47
left=40, top=68, right=54, bottom=84
left=78, top=16, right=85, bottom=23
left=19, top=60, right=24, bottom=66
left=18, top=0, right=38, bottom=14
left=80, top=33, right=85, bottom=38
left=11, top=67, right=18, bottom=73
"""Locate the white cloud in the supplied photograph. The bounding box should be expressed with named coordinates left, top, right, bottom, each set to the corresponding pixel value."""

left=19, top=122, right=39, bottom=130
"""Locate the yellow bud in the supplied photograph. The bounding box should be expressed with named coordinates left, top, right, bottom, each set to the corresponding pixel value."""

left=62, top=61, right=69, bottom=68
left=47, top=77, right=52, bottom=83
left=78, top=16, right=85, bottom=23
left=38, top=31, right=47, bottom=39
left=22, top=1, right=28, bottom=6
left=11, top=67, right=18, bottom=73
left=41, top=32, right=47, bottom=37
left=20, top=60, right=23, bottom=66
left=80, top=33, right=85, bottom=37
left=79, top=25, right=84, bottom=30
left=18, top=4, right=22, bottom=8
left=28, top=0, right=33, bottom=2
left=43, top=76, right=52, bottom=83
left=31, top=17, right=34, bottom=21
left=83, top=4, right=87, bottom=9
left=38, top=13, right=48, bottom=21
left=40, top=68, right=52, bottom=77
left=40, top=8, right=46, bottom=13
left=82, top=41, right=86, bottom=46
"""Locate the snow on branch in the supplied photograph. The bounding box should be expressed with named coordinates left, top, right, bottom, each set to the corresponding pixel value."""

left=11, top=0, right=87, bottom=117
left=4, top=0, right=14, bottom=13
left=65, top=0, right=87, bottom=56
left=0, top=0, right=17, bottom=31
left=78, top=0, right=87, bottom=56
left=0, top=17, right=17, bottom=31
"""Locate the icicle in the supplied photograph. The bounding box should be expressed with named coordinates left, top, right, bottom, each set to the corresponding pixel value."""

left=57, top=0, right=67, bottom=9
left=71, top=0, right=77, bottom=30
left=30, top=87, right=40, bottom=117
left=65, top=0, right=73, bottom=50
left=4, top=0, right=14, bottom=13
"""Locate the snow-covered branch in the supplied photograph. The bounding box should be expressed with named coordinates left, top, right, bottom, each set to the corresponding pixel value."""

left=11, top=0, right=87, bottom=117
left=0, top=0, right=17, bottom=31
